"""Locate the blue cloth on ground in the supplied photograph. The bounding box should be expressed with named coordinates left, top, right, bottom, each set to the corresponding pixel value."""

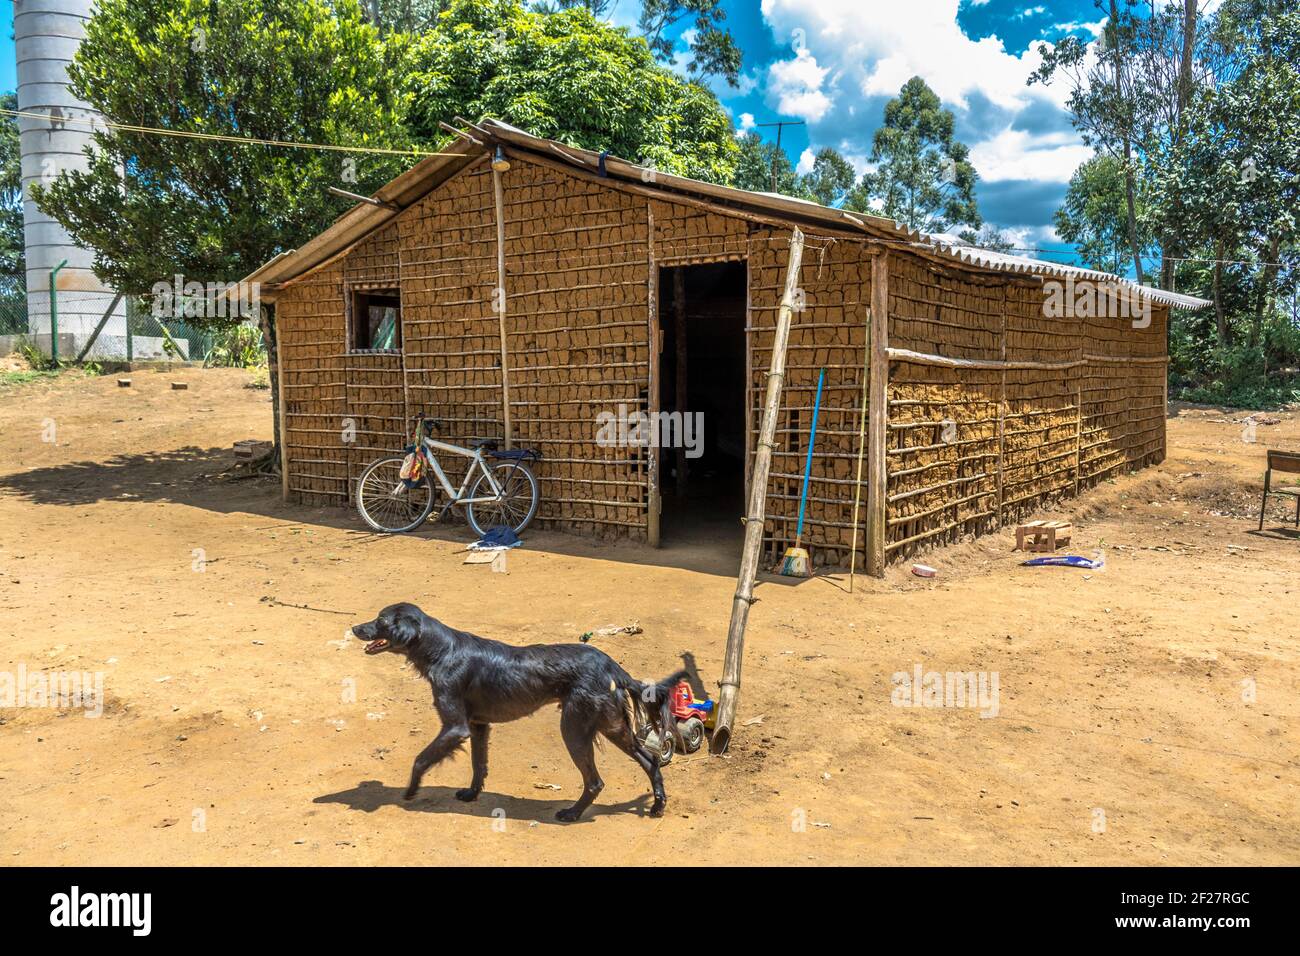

left=470, top=525, right=522, bottom=551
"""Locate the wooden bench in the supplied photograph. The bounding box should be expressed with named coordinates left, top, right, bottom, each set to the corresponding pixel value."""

left=1015, top=520, right=1072, bottom=552
left=1258, top=449, right=1300, bottom=530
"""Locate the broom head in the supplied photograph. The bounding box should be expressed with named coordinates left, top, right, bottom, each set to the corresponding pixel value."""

left=777, top=545, right=811, bottom=577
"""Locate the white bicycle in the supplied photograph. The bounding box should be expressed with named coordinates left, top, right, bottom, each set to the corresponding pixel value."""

left=355, top=416, right=541, bottom=536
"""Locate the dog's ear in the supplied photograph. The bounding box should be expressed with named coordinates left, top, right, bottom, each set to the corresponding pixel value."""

left=386, top=608, right=422, bottom=648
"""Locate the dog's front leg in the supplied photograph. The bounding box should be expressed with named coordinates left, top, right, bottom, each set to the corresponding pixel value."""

left=404, top=722, right=469, bottom=801
left=455, top=723, right=490, bottom=802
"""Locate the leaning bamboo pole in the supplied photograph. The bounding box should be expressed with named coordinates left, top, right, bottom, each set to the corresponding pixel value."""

left=711, top=228, right=804, bottom=755
left=848, top=305, right=871, bottom=593
left=492, top=165, right=513, bottom=449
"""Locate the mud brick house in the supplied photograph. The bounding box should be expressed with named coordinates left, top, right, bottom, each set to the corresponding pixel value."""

left=244, top=119, right=1208, bottom=573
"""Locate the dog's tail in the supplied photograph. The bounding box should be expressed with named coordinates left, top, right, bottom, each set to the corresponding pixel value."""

left=621, top=669, right=689, bottom=755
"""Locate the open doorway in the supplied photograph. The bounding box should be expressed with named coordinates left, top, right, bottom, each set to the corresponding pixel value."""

left=656, top=260, right=747, bottom=549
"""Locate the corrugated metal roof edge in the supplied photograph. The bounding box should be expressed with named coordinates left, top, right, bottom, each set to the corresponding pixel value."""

left=928, top=236, right=1211, bottom=310
left=241, top=135, right=480, bottom=291
left=242, top=117, right=1211, bottom=312
left=473, top=119, right=1210, bottom=311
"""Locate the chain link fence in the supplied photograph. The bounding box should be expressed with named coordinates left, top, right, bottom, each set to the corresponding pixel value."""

left=0, top=289, right=28, bottom=338
left=0, top=288, right=220, bottom=363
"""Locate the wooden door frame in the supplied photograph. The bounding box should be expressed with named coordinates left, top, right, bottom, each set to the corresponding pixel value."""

left=647, top=249, right=662, bottom=548
left=647, top=253, right=750, bottom=549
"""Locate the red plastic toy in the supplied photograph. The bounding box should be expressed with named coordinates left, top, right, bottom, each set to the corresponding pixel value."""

left=668, top=680, right=712, bottom=755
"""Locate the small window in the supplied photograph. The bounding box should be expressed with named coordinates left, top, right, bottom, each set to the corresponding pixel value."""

left=350, top=288, right=401, bottom=351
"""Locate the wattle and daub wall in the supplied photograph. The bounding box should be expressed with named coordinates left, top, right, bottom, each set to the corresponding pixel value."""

left=274, top=152, right=1168, bottom=569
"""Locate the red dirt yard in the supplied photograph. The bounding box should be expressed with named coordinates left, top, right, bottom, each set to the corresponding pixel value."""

left=0, top=367, right=1296, bottom=865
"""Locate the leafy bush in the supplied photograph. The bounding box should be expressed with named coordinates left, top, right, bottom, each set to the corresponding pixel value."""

left=16, top=337, right=47, bottom=370
left=204, top=323, right=267, bottom=369
left=1172, top=342, right=1300, bottom=408
left=245, top=365, right=270, bottom=390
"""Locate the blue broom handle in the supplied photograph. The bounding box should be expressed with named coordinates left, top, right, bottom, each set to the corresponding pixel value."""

left=796, top=368, right=825, bottom=540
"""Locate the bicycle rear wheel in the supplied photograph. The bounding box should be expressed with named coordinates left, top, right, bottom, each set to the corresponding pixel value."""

left=356, top=456, right=437, bottom=533
left=465, top=461, right=539, bottom=537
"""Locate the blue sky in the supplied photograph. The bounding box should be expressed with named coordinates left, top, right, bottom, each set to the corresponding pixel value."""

left=1, top=0, right=1112, bottom=261
left=2, top=2, right=15, bottom=94
left=619, top=0, right=1116, bottom=261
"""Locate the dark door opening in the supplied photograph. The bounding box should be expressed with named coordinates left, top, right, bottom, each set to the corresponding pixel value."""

left=657, top=260, right=747, bottom=548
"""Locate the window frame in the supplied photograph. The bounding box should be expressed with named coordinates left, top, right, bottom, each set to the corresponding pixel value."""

left=346, top=282, right=403, bottom=354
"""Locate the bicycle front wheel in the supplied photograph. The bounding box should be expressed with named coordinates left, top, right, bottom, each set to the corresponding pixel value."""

left=465, top=461, right=540, bottom=537
left=356, top=456, right=437, bottom=533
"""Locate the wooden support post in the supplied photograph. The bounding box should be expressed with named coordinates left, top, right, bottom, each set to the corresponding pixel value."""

left=1161, top=371, right=1168, bottom=462
left=646, top=203, right=661, bottom=548
left=997, top=285, right=1007, bottom=526
left=1161, top=306, right=1169, bottom=463
left=848, top=301, right=871, bottom=592
left=1074, top=295, right=1083, bottom=497
left=397, top=246, right=412, bottom=455
left=275, top=316, right=290, bottom=502
left=492, top=166, right=513, bottom=449
left=673, top=267, right=688, bottom=497
left=1074, top=378, right=1083, bottom=498
left=743, top=250, right=754, bottom=504
left=865, top=251, right=889, bottom=577
left=998, top=369, right=1007, bottom=524
left=711, top=228, right=804, bottom=755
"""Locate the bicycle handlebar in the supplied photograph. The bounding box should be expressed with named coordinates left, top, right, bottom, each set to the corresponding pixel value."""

left=412, top=413, right=443, bottom=434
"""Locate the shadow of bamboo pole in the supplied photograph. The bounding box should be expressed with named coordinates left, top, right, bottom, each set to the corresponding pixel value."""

left=710, top=227, right=804, bottom=755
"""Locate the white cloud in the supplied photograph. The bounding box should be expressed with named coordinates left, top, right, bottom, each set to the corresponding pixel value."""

left=738, top=112, right=757, bottom=133
left=795, top=147, right=817, bottom=175
left=758, top=0, right=1092, bottom=187
left=1048, top=18, right=1106, bottom=37
left=969, top=128, right=1093, bottom=182
left=766, top=48, right=834, bottom=122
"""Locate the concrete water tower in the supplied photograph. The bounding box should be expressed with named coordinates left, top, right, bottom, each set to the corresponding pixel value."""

left=13, top=0, right=125, bottom=358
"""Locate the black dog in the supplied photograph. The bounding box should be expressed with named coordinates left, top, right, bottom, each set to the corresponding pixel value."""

left=352, top=603, right=686, bottom=821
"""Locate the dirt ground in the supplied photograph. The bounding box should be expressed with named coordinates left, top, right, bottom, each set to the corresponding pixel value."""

left=0, top=366, right=1296, bottom=866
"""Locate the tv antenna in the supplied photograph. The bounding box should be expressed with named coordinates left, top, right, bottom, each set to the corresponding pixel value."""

left=756, top=120, right=806, bottom=194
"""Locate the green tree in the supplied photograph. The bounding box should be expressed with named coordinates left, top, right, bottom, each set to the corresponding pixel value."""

left=358, top=0, right=448, bottom=33
left=730, top=131, right=798, bottom=195
left=957, top=224, right=1017, bottom=254
left=798, top=147, right=856, bottom=207
left=32, top=0, right=414, bottom=459
left=848, top=77, right=980, bottom=234
left=0, top=92, right=24, bottom=297
left=1150, top=0, right=1300, bottom=348
left=405, top=0, right=738, bottom=183
left=1030, top=1, right=1223, bottom=287
left=34, top=0, right=412, bottom=295
left=730, top=137, right=859, bottom=207
left=1055, top=154, right=1154, bottom=275
left=637, top=0, right=742, bottom=87
left=532, top=0, right=742, bottom=86
left=532, top=1, right=613, bottom=17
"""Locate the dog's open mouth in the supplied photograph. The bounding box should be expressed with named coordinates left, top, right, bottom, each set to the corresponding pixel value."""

left=363, top=638, right=389, bottom=655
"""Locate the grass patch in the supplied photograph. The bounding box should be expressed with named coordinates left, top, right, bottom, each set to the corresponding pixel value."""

left=1171, top=377, right=1300, bottom=410
left=0, top=367, right=61, bottom=388
left=0, top=341, right=100, bottom=389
